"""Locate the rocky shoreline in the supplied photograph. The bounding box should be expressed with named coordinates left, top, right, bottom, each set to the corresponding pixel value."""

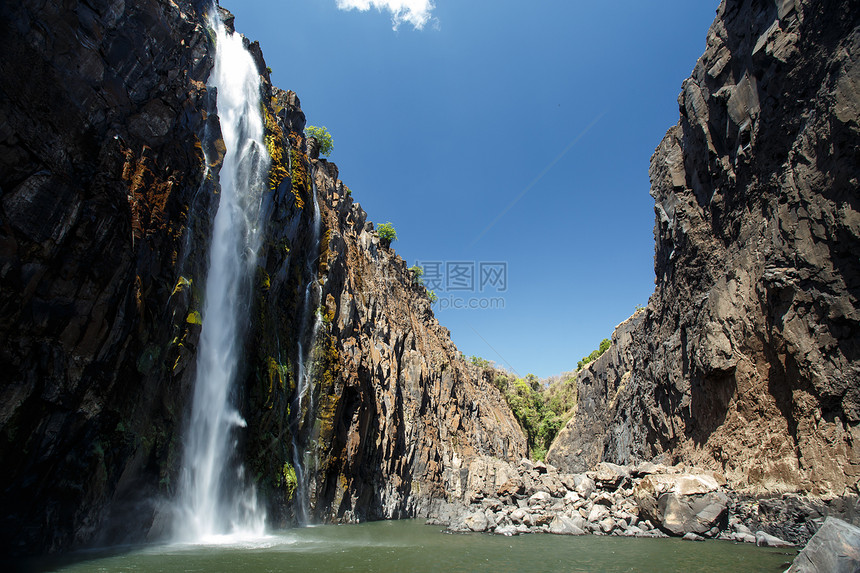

left=427, top=457, right=856, bottom=548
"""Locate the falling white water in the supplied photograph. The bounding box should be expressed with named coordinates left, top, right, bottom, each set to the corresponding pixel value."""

left=292, top=177, right=323, bottom=525
left=176, top=8, right=269, bottom=542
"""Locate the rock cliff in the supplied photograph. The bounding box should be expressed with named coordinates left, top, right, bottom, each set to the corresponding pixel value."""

left=245, top=93, right=526, bottom=527
left=548, top=0, right=860, bottom=499
left=0, top=0, right=525, bottom=556
left=0, top=0, right=216, bottom=554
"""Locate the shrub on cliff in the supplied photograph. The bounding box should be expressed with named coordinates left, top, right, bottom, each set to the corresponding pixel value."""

left=377, top=222, right=397, bottom=248
left=577, top=338, right=611, bottom=370
left=409, top=265, right=438, bottom=302
left=409, top=265, right=424, bottom=286
left=305, top=125, right=333, bottom=157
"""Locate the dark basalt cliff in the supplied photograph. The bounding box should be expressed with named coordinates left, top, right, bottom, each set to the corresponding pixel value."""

left=0, top=0, right=525, bottom=556
left=548, top=0, right=860, bottom=498
left=0, top=0, right=216, bottom=554
left=248, top=98, right=526, bottom=527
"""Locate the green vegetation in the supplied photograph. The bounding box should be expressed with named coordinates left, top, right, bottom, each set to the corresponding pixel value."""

left=577, top=338, right=611, bottom=370
left=258, top=266, right=271, bottom=292
left=305, top=125, right=334, bottom=156
left=377, top=222, right=397, bottom=247
left=282, top=462, right=298, bottom=500
left=473, top=338, right=611, bottom=460
left=409, top=265, right=425, bottom=286
left=409, top=265, right=439, bottom=302
left=483, top=366, right=577, bottom=461
left=316, top=303, right=334, bottom=324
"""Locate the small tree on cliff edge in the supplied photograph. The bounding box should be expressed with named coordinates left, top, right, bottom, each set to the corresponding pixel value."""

left=305, top=125, right=333, bottom=157
left=377, top=222, right=397, bottom=248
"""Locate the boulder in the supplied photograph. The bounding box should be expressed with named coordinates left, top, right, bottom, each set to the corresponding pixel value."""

left=788, top=517, right=860, bottom=573
left=588, top=504, right=610, bottom=523
left=482, top=497, right=503, bottom=511
left=467, top=457, right=519, bottom=501
left=494, top=525, right=520, bottom=536
left=528, top=491, right=552, bottom=508
left=518, top=459, right=535, bottom=473
left=539, top=473, right=567, bottom=497
left=661, top=492, right=728, bottom=536
left=575, top=476, right=596, bottom=499
left=636, top=473, right=723, bottom=497
left=464, top=511, right=489, bottom=532
left=683, top=532, right=705, bottom=542
left=593, top=462, right=631, bottom=491
left=755, top=530, right=792, bottom=547
left=497, top=477, right=525, bottom=497
left=599, top=517, right=616, bottom=533
left=549, top=516, right=586, bottom=535
left=633, top=473, right=728, bottom=536
left=737, top=533, right=757, bottom=544
left=510, top=508, right=528, bottom=524
left=559, top=474, right=578, bottom=491
left=632, top=462, right=665, bottom=477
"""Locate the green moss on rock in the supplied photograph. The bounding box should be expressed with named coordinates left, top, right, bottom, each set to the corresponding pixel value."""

left=282, top=462, right=297, bottom=500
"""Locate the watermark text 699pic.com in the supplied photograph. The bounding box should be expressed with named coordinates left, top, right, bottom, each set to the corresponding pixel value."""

left=412, top=261, right=507, bottom=311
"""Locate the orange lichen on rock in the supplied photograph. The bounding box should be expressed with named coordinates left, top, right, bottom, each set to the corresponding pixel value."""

left=122, top=145, right=182, bottom=241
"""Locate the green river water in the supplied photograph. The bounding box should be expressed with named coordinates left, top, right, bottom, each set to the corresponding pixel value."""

left=18, top=520, right=795, bottom=573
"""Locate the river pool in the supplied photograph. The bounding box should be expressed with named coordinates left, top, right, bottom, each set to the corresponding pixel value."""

left=17, top=520, right=796, bottom=573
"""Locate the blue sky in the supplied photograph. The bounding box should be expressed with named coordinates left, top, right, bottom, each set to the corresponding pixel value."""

left=227, top=0, right=719, bottom=378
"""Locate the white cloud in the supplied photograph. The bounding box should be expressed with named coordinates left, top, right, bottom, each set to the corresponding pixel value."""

left=336, top=0, right=436, bottom=30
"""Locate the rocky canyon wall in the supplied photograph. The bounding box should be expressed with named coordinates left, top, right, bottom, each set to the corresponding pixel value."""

left=244, top=92, right=526, bottom=527
left=0, top=0, right=525, bottom=556
left=548, top=0, right=860, bottom=498
left=0, top=0, right=217, bottom=554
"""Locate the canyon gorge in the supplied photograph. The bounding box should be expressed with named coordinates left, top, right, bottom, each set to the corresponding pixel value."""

left=0, top=0, right=857, bottom=562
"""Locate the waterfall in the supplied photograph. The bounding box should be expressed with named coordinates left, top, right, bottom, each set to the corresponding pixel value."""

left=176, top=7, right=269, bottom=542
left=291, top=176, right=323, bottom=525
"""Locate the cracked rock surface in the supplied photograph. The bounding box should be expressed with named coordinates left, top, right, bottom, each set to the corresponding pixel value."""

left=548, top=0, right=860, bottom=498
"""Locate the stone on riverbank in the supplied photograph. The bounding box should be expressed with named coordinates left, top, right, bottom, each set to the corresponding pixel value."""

left=755, top=530, right=793, bottom=548
left=633, top=474, right=728, bottom=536
left=787, top=517, right=860, bottom=573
